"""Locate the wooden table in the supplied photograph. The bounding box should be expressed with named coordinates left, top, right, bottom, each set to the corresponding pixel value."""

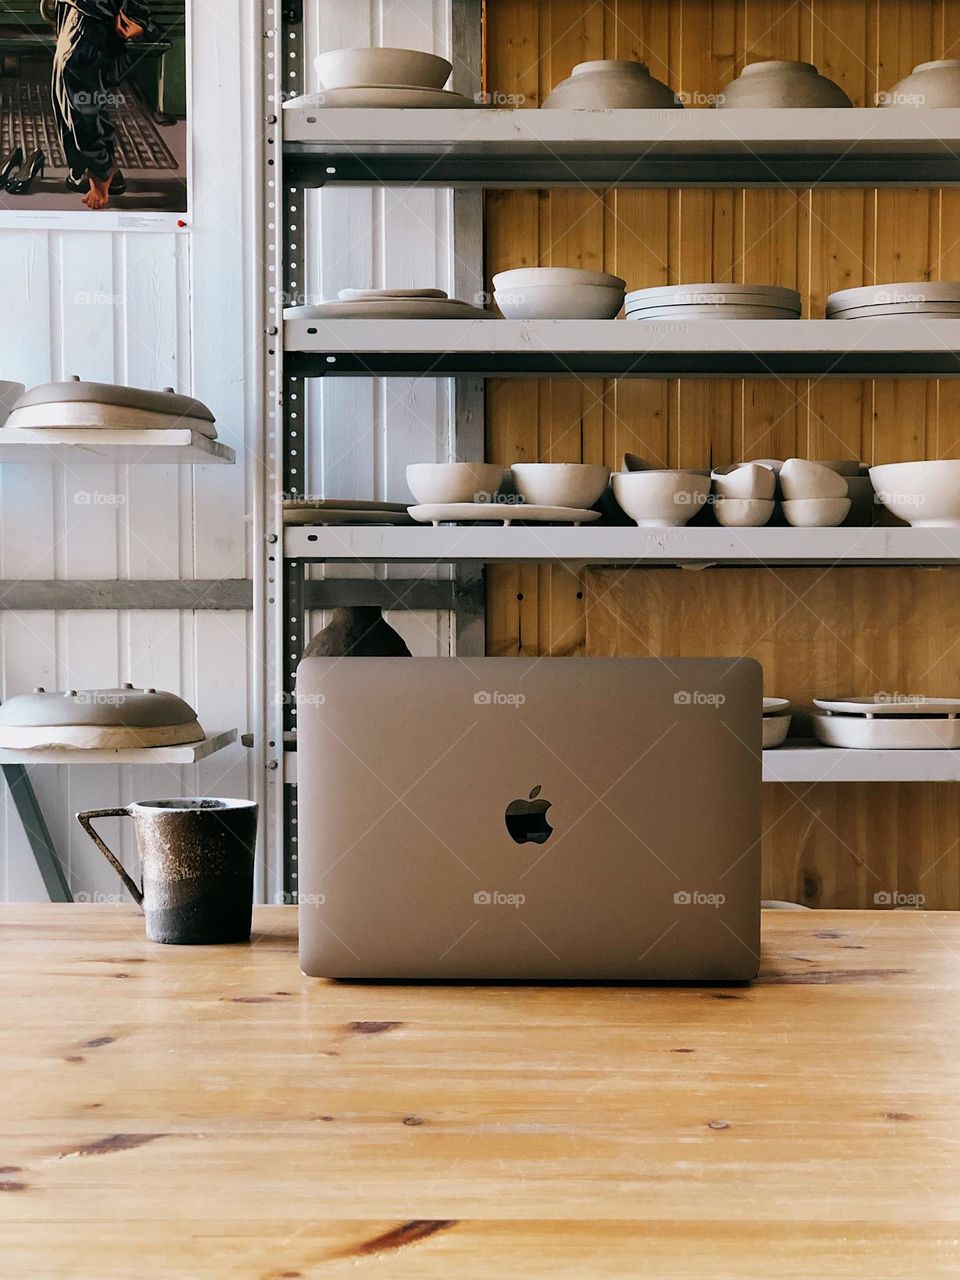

left=2, top=906, right=959, bottom=1278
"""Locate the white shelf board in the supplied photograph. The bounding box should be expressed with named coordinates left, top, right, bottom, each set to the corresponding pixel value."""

left=0, top=428, right=235, bottom=465
left=284, top=317, right=960, bottom=379
left=764, top=745, right=960, bottom=783
left=284, top=524, right=960, bottom=566
left=282, top=743, right=960, bottom=786
left=282, top=105, right=960, bottom=187
left=0, top=729, right=237, bottom=766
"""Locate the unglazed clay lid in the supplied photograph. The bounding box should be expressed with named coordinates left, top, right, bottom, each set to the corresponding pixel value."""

left=12, top=378, right=215, bottom=423
left=0, top=684, right=201, bottom=728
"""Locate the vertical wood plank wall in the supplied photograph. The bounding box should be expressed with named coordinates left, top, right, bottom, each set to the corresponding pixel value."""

left=484, top=0, right=960, bottom=908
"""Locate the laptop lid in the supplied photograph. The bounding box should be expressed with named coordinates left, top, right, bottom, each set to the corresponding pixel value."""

left=297, top=656, right=761, bottom=980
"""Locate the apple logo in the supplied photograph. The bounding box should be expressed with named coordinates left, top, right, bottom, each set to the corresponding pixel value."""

left=505, top=785, right=553, bottom=845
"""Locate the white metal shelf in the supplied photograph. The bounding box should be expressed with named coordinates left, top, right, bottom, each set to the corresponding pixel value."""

left=284, top=317, right=960, bottom=378
left=0, top=428, right=235, bottom=465
left=282, top=105, right=960, bottom=188
left=0, top=729, right=237, bottom=766
left=284, top=525, right=960, bottom=566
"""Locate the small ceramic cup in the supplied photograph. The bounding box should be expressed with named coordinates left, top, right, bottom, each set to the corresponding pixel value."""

left=77, top=798, right=258, bottom=944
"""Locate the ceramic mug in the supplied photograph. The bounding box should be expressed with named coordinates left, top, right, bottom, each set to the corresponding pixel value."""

left=76, top=798, right=258, bottom=944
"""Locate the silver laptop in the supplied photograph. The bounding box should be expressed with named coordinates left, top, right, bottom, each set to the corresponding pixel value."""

left=297, top=657, right=762, bottom=981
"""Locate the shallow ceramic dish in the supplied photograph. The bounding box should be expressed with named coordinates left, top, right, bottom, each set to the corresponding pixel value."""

left=712, top=463, right=777, bottom=500
left=869, top=460, right=960, bottom=527
left=780, top=458, right=849, bottom=501
left=496, top=285, right=624, bottom=320
left=407, top=462, right=505, bottom=505
left=612, top=470, right=712, bottom=527
left=764, top=697, right=792, bottom=715
left=814, top=696, right=960, bottom=717
left=283, top=509, right=417, bottom=526
left=714, top=497, right=774, bottom=527
left=812, top=713, right=960, bottom=750
left=626, top=303, right=799, bottom=320
left=284, top=298, right=491, bottom=320
left=781, top=497, right=850, bottom=527
left=283, top=498, right=410, bottom=512
left=826, top=303, right=960, bottom=320
left=338, top=288, right=448, bottom=301
left=626, top=284, right=801, bottom=309
left=827, top=282, right=960, bottom=312
left=717, top=60, right=852, bottom=108
left=880, top=59, right=960, bottom=108
left=315, top=47, right=452, bottom=91
left=510, top=463, right=610, bottom=509
left=409, top=502, right=601, bottom=526
left=763, top=714, right=792, bottom=749
left=0, top=684, right=204, bottom=750
left=7, top=379, right=217, bottom=437
left=542, top=60, right=680, bottom=110
left=307, top=86, right=478, bottom=108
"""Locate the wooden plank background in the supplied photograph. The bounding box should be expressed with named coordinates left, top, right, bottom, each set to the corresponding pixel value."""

left=484, top=0, right=960, bottom=907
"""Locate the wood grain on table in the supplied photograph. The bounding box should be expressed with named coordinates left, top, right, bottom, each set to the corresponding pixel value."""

left=1, top=906, right=958, bottom=1278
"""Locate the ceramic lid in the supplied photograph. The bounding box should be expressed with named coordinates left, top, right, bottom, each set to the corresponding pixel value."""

left=0, top=684, right=201, bottom=728
left=13, top=378, right=215, bottom=423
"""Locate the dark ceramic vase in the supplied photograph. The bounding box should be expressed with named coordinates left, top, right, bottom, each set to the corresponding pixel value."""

left=302, top=606, right=411, bottom=658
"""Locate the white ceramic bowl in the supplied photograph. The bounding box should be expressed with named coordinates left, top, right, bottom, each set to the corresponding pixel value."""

left=869, top=460, right=960, bottom=528
left=406, top=462, right=504, bottom=505
left=511, top=463, right=610, bottom=509
left=881, top=59, right=960, bottom=108
left=714, top=497, right=774, bottom=527
left=495, top=285, right=624, bottom=320
left=779, top=458, right=849, bottom=500
left=717, top=60, right=852, bottom=108
left=542, top=60, right=680, bottom=110
left=315, top=47, right=452, bottom=90
left=612, top=471, right=711, bottom=527
left=763, top=714, right=792, bottom=749
left=711, top=463, right=777, bottom=500
left=781, top=497, right=851, bottom=527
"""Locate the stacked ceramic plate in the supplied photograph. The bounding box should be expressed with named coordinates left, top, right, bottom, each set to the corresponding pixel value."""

left=3, top=378, right=218, bottom=437
left=0, top=684, right=205, bottom=750
left=625, top=284, right=802, bottom=321
left=763, top=697, right=792, bottom=749
left=826, top=282, right=960, bottom=321
left=312, top=46, right=477, bottom=108
left=283, top=498, right=415, bottom=527
left=812, top=697, right=960, bottom=750
left=406, top=462, right=606, bottom=526
left=284, top=288, right=492, bottom=321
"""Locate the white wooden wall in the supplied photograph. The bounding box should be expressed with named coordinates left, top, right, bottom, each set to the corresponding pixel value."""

left=0, top=0, right=261, bottom=900
left=301, top=0, right=465, bottom=659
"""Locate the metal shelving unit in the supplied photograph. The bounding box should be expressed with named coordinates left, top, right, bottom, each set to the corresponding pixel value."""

left=264, top=2, right=960, bottom=890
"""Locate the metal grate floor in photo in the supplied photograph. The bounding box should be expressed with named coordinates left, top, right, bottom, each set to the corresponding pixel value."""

left=0, top=73, right=178, bottom=170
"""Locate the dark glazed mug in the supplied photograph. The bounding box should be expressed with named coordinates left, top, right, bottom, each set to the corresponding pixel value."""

left=76, top=798, right=258, bottom=944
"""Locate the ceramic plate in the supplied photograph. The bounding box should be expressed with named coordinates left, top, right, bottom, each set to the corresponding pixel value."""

left=763, top=697, right=792, bottom=715
left=813, top=696, right=960, bottom=717
left=826, top=303, right=960, bottom=319
left=409, top=503, right=602, bottom=525
left=283, top=498, right=410, bottom=512
left=305, top=86, right=479, bottom=108
left=4, top=402, right=219, bottom=439
left=338, top=288, right=448, bottom=301
left=283, top=508, right=417, bottom=526
left=812, top=714, right=960, bottom=750
left=284, top=299, right=492, bottom=320
left=625, top=305, right=800, bottom=320
left=827, top=282, right=960, bottom=311
left=763, top=714, right=792, bottom=748
left=626, top=283, right=801, bottom=307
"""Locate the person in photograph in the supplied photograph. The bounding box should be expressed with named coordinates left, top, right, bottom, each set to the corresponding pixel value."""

left=51, top=0, right=154, bottom=210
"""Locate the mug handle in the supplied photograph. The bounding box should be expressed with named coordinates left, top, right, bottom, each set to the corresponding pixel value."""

left=75, top=807, right=143, bottom=907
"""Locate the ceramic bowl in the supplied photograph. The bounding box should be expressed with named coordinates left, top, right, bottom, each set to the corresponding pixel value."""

left=542, top=59, right=680, bottom=110
left=779, top=458, right=849, bottom=501
left=315, top=47, right=452, bottom=90
left=881, top=59, right=960, bottom=108
left=714, top=497, right=775, bottom=527
left=406, top=462, right=505, bottom=505
left=869, top=460, right=960, bottom=528
left=494, top=268, right=625, bottom=290
left=717, top=60, right=852, bottom=109
left=762, top=714, right=792, bottom=749
left=781, top=497, right=851, bottom=527
left=711, top=463, right=777, bottom=500
left=612, top=470, right=712, bottom=527
left=511, top=463, right=610, bottom=510
left=495, top=285, right=624, bottom=320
